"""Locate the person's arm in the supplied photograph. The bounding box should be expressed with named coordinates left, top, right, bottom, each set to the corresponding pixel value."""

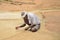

left=16, top=23, right=26, bottom=30
left=29, top=24, right=36, bottom=28
left=19, top=23, right=26, bottom=27
left=28, top=14, right=32, bottom=25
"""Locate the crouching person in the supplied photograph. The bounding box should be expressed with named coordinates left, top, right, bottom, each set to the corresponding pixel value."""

left=16, top=11, right=41, bottom=32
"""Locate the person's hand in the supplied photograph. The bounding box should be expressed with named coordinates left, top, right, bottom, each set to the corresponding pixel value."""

left=16, top=26, right=20, bottom=30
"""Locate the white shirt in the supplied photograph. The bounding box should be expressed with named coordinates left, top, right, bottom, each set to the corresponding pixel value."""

left=27, top=12, right=40, bottom=25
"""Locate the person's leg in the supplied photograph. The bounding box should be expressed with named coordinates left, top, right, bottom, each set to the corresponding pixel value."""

left=30, top=24, right=40, bottom=32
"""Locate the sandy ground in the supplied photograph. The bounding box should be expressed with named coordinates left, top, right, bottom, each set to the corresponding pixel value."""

left=0, top=11, right=60, bottom=40
left=0, top=0, right=60, bottom=40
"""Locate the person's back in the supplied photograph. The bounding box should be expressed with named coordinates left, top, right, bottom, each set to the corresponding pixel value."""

left=27, top=12, right=40, bottom=25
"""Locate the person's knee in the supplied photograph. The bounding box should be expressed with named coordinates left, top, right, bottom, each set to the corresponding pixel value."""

left=31, top=28, right=37, bottom=32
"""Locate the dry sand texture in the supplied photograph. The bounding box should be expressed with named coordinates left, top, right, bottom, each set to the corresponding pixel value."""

left=0, top=0, right=60, bottom=40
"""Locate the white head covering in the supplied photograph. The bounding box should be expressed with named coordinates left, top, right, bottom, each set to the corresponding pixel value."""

left=21, top=11, right=27, bottom=18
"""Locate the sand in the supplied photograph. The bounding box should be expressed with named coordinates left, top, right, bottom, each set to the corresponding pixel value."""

left=0, top=0, right=60, bottom=40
